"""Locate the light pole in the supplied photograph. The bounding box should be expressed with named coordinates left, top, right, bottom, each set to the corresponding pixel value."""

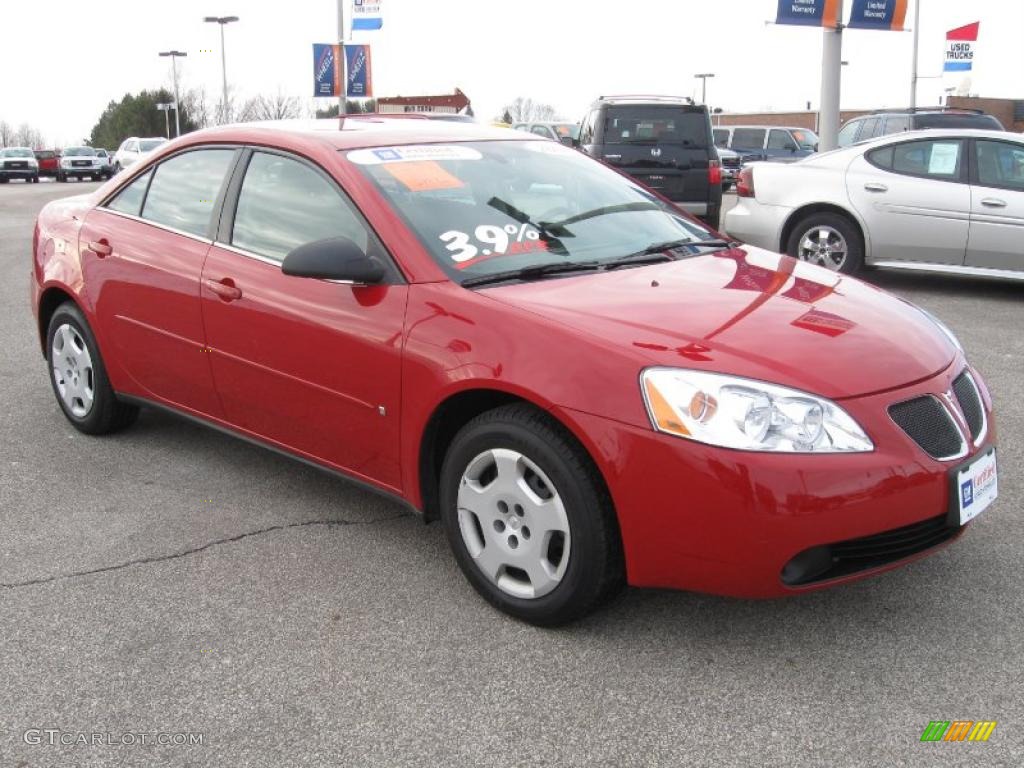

left=156, top=103, right=173, bottom=138
left=694, top=73, right=715, bottom=105
left=158, top=50, right=187, bottom=137
left=337, top=0, right=346, bottom=115
left=204, top=16, right=239, bottom=124
left=818, top=0, right=845, bottom=152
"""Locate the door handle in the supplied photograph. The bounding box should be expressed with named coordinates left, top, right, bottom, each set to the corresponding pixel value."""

left=981, top=198, right=1007, bottom=208
left=87, top=239, right=112, bottom=258
left=203, top=278, right=243, bottom=302
left=863, top=183, right=888, bottom=193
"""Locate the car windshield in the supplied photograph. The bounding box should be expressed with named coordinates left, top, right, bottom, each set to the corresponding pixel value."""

left=63, top=147, right=95, bottom=156
left=2, top=148, right=35, bottom=158
left=602, top=107, right=708, bottom=147
left=34, top=150, right=56, bottom=159
left=139, top=139, right=167, bottom=152
left=348, top=140, right=715, bottom=284
left=550, top=123, right=579, bottom=139
left=791, top=129, right=819, bottom=150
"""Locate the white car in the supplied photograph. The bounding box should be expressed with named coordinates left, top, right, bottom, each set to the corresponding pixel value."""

left=724, top=128, right=1024, bottom=278
left=0, top=147, right=40, bottom=183
left=112, top=137, right=167, bottom=172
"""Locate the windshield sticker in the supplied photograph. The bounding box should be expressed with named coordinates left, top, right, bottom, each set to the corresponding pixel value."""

left=523, top=141, right=573, bottom=155
left=439, top=224, right=549, bottom=269
left=383, top=161, right=465, bottom=192
left=347, top=145, right=482, bottom=165
left=928, top=142, right=959, bottom=175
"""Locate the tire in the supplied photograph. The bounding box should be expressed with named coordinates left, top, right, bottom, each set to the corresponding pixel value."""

left=32, top=175, right=39, bottom=183
left=56, top=172, right=64, bottom=183
left=786, top=212, right=864, bottom=275
left=0, top=177, right=8, bottom=184
left=46, top=302, right=139, bottom=435
left=439, top=404, right=624, bottom=626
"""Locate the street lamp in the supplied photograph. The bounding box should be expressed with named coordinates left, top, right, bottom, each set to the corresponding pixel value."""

left=694, top=73, right=715, bottom=106
left=204, top=16, right=239, bottom=124
left=156, top=102, right=173, bottom=138
left=158, top=50, right=187, bottom=137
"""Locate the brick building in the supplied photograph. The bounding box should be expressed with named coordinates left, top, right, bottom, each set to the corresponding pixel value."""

left=376, top=88, right=471, bottom=116
left=714, top=96, right=1024, bottom=132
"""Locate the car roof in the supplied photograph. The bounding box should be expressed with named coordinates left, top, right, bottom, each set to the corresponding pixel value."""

left=174, top=117, right=530, bottom=151
left=856, top=127, right=1022, bottom=147
left=725, top=125, right=815, bottom=132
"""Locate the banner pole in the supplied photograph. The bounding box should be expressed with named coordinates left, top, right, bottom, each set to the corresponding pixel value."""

left=338, top=0, right=346, bottom=115
left=818, top=0, right=845, bottom=151
left=910, top=0, right=921, bottom=109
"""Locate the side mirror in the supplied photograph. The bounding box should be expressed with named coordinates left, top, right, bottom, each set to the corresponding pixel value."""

left=281, top=237, right=385, bottom=284
left=560, top=135, right=580, bottom=148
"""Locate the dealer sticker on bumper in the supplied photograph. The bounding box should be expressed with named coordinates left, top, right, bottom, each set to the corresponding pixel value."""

left=958, top=449, right=997, bottom=525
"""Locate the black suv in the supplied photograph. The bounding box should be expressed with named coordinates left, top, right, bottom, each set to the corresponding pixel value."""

left=837, top=107, right=1004, bottom=147
left=576, top=96, right=723, bottom=230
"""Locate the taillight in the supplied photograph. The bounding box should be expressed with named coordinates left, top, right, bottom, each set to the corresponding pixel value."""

left=736, top=167, right=755, bottom=198
left=708, top=160, right=722, bottom=186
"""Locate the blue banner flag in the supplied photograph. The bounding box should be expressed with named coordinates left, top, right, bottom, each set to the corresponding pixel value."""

left=847, top=0, right=908, bottom=30
left=344, top=44, right=373, bottom=98
left=775, top=0, right=840, bottom=27
left=352, top=0, right=383, bottom=30
left=313, top=43, right=341, bottom=97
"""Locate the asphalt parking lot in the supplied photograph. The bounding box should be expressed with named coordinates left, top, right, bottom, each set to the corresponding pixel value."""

left=1, top=183, right=1022, bottom=767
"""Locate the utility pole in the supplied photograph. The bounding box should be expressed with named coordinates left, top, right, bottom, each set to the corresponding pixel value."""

left=204, top=16, right=239, bottom=124
left=337, top=0, right=346, bottom=115
left=910, top=0, right=921, bottom=109
left=818, top=0, right=845, bottom=152
left=158, top=51, right=187, bottom=137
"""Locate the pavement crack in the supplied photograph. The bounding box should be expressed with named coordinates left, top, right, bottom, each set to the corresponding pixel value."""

left=0, top=513, right=410, bottom=590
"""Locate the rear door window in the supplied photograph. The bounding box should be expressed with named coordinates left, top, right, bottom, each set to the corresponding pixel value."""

left=731, top=128, right=766, bottom=149
left=856, top=118, right=882, bottom=141
left=602, top=108, right=707, bottom=147
left=141, top=149, right=235, bottom=237
left=837, top=121, right=861, bottom=147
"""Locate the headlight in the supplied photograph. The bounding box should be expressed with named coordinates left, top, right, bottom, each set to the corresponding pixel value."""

left=641, top=368, right=873, bottom=453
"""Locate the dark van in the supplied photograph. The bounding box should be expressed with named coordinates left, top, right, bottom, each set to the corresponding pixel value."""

left=577, top=96, right=723, bottom=229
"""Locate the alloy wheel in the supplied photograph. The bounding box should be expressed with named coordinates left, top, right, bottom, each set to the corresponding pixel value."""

left=796, top=224, right=848, bottom=271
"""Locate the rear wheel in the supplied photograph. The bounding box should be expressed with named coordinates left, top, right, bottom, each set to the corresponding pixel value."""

left=439, top=404, right=623, bottom=625
left=786, top=212, right=864, bottom=274
left=46, top=302, right=138, bottom=435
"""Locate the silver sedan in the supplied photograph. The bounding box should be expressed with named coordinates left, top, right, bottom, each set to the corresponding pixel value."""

left=724, top=128, right=1024, bottom=278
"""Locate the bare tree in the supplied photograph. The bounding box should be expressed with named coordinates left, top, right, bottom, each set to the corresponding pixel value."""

left=237, top=91, right=303, bottom=123
left=0, top=121, right=14, bottom=147
left=14, top=123, right=43, bottom=148
left=500, top=97, right=559, bottom=123
left=182, top=87, right=213, bottom=129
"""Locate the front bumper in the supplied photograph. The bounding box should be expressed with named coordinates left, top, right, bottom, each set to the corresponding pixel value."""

left=559, top=360, right=995, bottom=597
left=0, top=167, right=38, bottom=179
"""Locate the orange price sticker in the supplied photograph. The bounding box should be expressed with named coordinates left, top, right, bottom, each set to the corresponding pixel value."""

left=383, top=160, right=465, bottom=192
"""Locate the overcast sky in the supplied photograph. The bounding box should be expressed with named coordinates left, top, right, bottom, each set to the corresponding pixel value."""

left=1, top=0, right=1021, bottom=146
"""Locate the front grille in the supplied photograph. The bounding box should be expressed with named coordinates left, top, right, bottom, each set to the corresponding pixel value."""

left=4, top=161, right=28, bottom=169
left=721, top=156, right=742, bottom=168
left=782, top=514, right=960, bottom=585
left=71, top=160, right=91, bottom=167
left=889, top=395, right=965, bottom=460
left=952, top=371, right=984, bottom=441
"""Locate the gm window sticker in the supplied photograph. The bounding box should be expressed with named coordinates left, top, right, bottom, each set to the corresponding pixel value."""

left=347, top=145, right=482, bottom=165
left=439, top=223, right=549, bottom=269
left=383, top=161, right=465, bottom=192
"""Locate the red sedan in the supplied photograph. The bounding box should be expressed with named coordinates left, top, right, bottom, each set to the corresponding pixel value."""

left=31, top=119, right=998, bottom=624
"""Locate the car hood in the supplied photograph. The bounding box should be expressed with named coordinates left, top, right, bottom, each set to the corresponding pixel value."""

left=480, top=245, right=956, bottom=400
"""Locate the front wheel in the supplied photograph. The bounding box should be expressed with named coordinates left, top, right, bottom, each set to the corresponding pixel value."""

left=439, top=404, right=623, bottom=626
left=786, top=212, right=864, bottom=274
left=46, top=303, right=138, bottom=435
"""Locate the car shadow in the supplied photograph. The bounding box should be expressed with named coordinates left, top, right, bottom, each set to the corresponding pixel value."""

left=862, top=268, right=1024, bottom=301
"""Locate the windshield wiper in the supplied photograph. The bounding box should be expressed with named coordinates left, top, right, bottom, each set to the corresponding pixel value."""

left=603, top=237, right=738, bottom=270
left=461, top=261, right=602, bottom=288
left=487, top=197, right=571, bottom=251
